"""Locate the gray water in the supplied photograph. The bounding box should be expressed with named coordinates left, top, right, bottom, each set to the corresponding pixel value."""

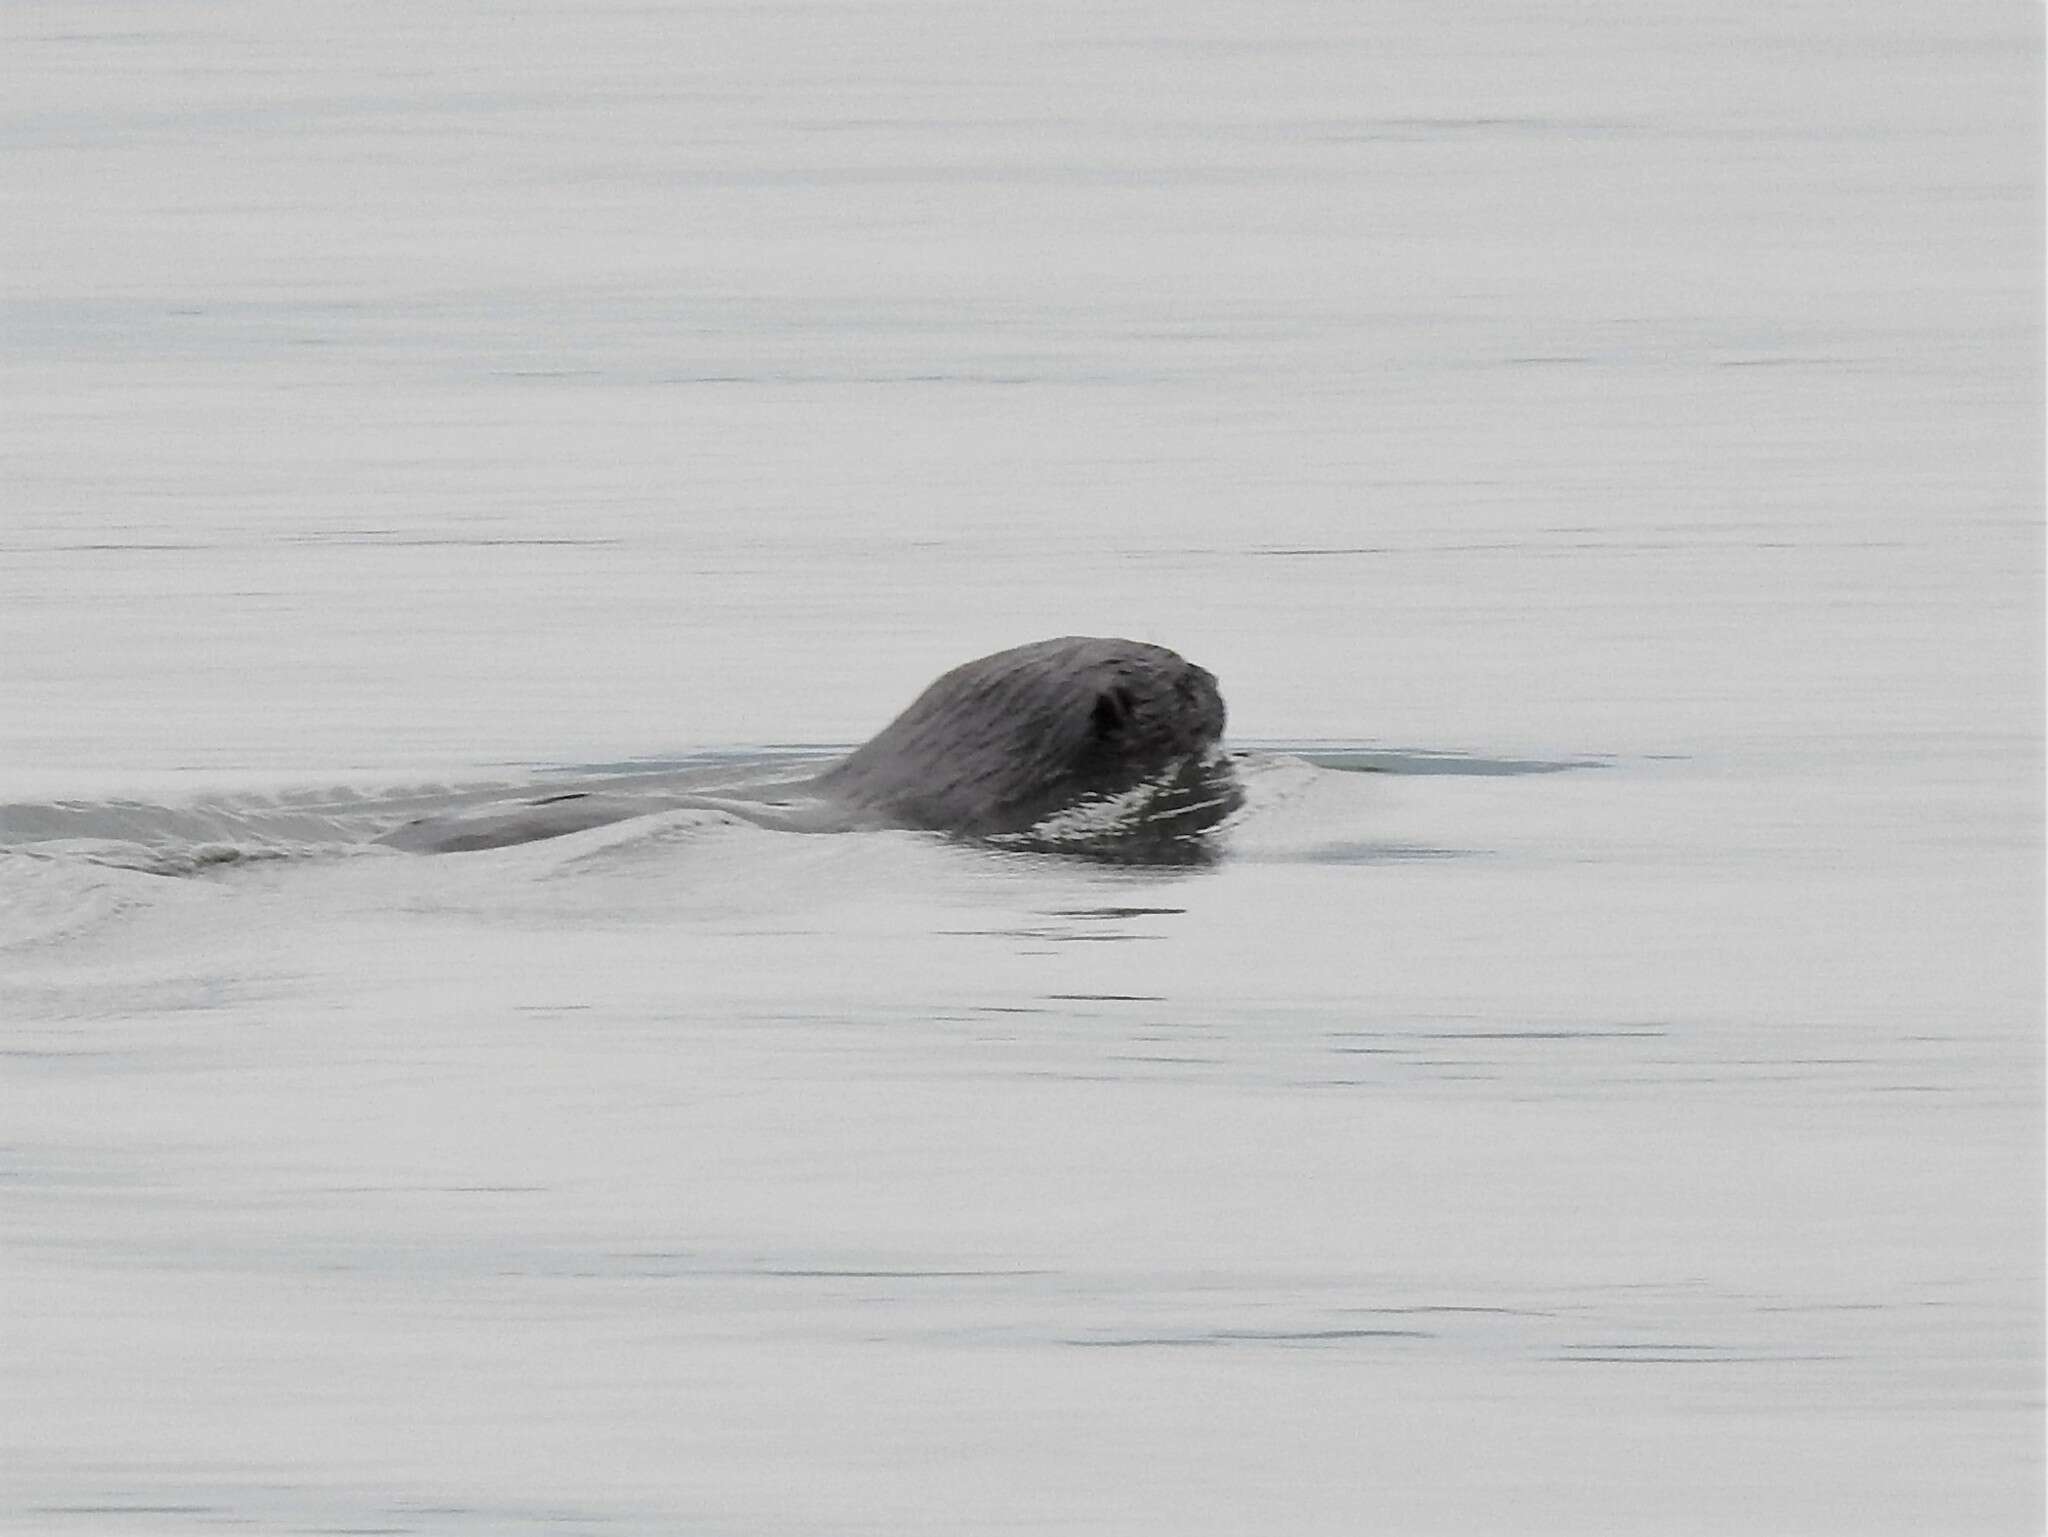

left=3, top=3, right=2041, bottom=1533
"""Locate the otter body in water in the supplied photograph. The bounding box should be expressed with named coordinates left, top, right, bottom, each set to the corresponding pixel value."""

left=817, top=636, right=1228, bottom=836
left=375, top=637, right=1239, bottom=861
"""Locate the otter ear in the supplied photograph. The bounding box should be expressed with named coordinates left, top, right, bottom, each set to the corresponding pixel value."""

left=1091, top=686, right=1133, bottom=737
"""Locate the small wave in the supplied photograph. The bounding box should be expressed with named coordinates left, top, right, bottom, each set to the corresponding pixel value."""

left=1271, top=744, right=1611, bottom=776
left=0, top=850, right=169, bottom=950
left=0, top=753, right=819, bottom=876
left=0, top=739, right=1596, bottom=887
left=988, top=750, right=1244, bottom=865
left=0, top=782, right=517, bottom=868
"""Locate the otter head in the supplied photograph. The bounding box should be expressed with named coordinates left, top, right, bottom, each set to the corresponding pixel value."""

left=819, top=636, right=1236, bottom=847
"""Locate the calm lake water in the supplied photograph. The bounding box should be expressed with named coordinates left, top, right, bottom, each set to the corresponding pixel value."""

left=3, top=3, right=2041, bottom=1533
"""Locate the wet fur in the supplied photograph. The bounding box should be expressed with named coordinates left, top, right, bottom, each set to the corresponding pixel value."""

left=817, top=636, right=1230, bottom=836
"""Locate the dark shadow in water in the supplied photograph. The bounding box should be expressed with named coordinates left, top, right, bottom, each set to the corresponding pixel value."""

left=1259, top=840, right=1470, bottom=865
left=1555, top=1345, right=1846, bottom=1365
left=747, top=1267, right=1054, bottom=1280
left=1066, top=1326, right=1435, bottom=1348
left=1051, top=906, right=1188, bottom=919
left=1270, top=745, right=1613, bottom=776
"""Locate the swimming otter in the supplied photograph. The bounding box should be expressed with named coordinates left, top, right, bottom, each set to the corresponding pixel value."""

left=375, top=636, right=1239, bottom=860
left=817, top=636, right=1229, bottom=836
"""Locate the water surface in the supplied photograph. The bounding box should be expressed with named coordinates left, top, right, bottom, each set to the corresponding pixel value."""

left=2, top=2, right=2039, bottom=1533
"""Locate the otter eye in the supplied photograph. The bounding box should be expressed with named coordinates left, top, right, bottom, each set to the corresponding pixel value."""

left=1091, top=687, right=1133, bottom=736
